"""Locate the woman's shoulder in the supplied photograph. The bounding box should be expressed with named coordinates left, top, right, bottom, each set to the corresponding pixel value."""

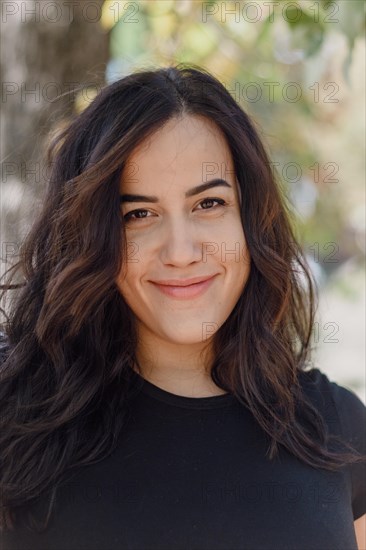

left=298, top=366, right=366, bottom=431
left=298, top=367, right=366, bottom=438
left=298, top=367, right=366, bottom=521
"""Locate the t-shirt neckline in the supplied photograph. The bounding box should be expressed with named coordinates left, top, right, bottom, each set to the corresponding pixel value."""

left=130, top=369, right=237, bottom=409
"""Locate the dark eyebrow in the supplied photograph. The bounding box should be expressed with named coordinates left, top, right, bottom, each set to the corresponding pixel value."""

left=119, top=178, right=232, bottom=203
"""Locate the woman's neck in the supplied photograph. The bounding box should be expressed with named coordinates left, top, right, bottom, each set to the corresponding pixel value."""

left=133, top=336, right=226, bottom=397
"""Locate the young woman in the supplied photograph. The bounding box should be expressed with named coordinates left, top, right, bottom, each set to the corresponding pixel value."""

left=1, top=64, right=365, bottom=550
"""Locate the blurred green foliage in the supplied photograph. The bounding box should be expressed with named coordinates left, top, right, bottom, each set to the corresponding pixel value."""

left=100, top=0, right=365, bottom=275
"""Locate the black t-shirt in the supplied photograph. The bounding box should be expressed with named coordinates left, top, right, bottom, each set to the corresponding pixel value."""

left=2, top=367, right=366, bottom=550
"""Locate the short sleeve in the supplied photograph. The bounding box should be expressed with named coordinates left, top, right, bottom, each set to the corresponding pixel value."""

left=330, top=379, right=366, bottom=520
left=301, top=367, right=366, bottom=521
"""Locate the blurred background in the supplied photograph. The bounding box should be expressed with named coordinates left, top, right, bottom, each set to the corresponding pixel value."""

left=1, top=0, right=365, bottom=401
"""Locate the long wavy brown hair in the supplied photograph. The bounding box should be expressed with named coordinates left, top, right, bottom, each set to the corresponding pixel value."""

left=0, top=63, right=364, bottom=533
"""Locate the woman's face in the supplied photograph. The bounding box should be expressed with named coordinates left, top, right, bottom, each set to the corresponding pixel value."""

left=116, top=115, right=250, bottom=346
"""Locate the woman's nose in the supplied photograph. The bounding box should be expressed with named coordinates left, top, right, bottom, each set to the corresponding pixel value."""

left=159, top=218, right=204, bottom=267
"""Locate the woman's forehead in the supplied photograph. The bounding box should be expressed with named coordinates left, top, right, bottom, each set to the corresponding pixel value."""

left=120, top=117, right=235, bottom=189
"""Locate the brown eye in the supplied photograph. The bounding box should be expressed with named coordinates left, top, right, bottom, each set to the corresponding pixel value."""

left=124, top=209, right=152, bottom=223
left=123, top=198, right=227, bottom=224
left=197, top=198, right=227, bottom=210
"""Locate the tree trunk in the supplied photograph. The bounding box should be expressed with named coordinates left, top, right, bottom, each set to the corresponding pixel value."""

left=0, top=0, right=109, bottom=283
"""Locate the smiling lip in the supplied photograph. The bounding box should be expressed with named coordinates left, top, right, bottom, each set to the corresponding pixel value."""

left=150, top=274, right=218, bottom=299
left=151, top=275, right=217, bottom=287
